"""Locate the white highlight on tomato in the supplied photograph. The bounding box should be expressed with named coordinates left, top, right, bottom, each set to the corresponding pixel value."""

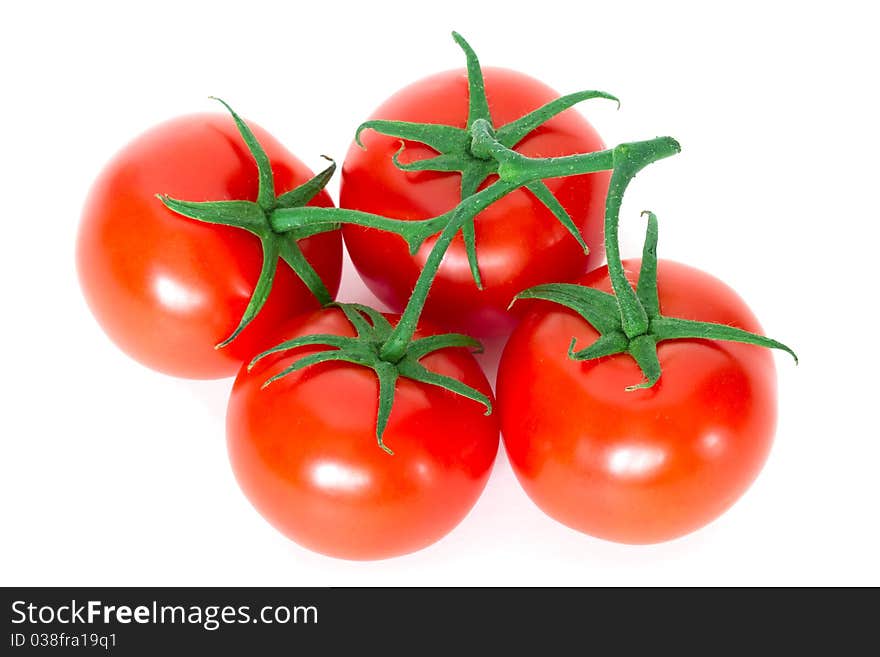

left=607, top=445, right=666, bottom=479
left=311, top=462, right=371, bottom=493
left=153, top=274, right=204, bottom=313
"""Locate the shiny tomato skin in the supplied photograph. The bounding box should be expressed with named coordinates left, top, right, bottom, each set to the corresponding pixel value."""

left=341, top=67, right=609, bottom=337
left=77, top=113, right=342, bottom=379
left=226, top=308, right=500, bottom=560
left=497, top=260, right=778, bottom=544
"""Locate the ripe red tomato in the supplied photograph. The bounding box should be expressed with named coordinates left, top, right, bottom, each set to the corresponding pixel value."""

left=77, top=113, right=342, bottom=379
left=497, top=260, right=778, bottom=544
left=341, top=68, right=609, bottom=337
left=227, top=308, right=500, bottom=560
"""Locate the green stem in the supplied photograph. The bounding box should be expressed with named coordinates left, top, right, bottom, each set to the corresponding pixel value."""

left=376, top=138, right=671, bottom=362
left=271, top=206, right=444, bottom=254
left=379, top=180, right=518, bottom=362
left=605, top=173, right=647, bottom=338
left=604, top=139, right=681, bottom=338
left=501, top=150, right=616, bottom=182
left=469, top=118, right=504, bottom=161
left=264, top=135, right=679, bottom=366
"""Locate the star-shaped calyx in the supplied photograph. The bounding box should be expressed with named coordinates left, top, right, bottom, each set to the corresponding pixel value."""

left=248, top=303, right=491, bottom=454
left=512, top=142, right=797, bottom=389
left=355, top=32, right=618, bottom=288
left=157, top=98, right=339, bottom=348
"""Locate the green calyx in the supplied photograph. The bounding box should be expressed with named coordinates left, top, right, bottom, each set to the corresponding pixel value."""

left=513, top=139, right=798, bottom=390
left=352, top=31, right=618, bottom=288
left=248, top=303, right=491, bottom=454
left=157, top=98, right=339, bottom=348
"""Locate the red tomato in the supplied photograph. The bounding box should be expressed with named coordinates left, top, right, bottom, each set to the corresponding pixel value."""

left=77, top=113, right=342, bottom=379
left=341, top=68, right=609, bottom=337
left=497, top=260, right=778, bottom=544
left=227, top=308, right=500, bottom=560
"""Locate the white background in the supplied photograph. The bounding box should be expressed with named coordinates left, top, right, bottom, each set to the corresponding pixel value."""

left=2, top=1, right=877, bottom=586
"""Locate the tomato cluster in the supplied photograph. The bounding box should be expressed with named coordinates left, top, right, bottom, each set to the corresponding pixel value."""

left=77, top=33, right=795, bottom=559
